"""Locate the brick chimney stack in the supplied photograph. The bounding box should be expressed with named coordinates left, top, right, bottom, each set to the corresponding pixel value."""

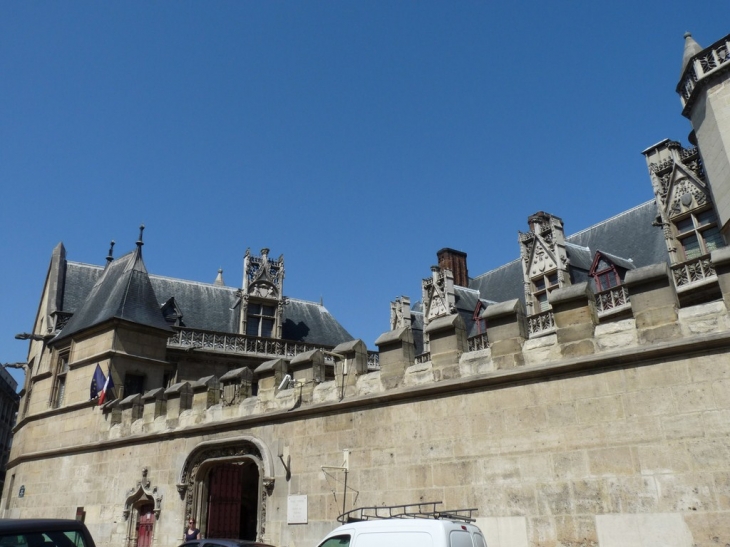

left=437, top=248, right=469, bottom=287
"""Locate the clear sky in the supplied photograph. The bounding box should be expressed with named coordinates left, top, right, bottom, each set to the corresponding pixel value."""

left=1, top=2, right=727, bottom=389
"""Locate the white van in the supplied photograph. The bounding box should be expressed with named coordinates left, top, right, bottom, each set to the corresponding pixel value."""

left=315, top=505, right=487, bottom=547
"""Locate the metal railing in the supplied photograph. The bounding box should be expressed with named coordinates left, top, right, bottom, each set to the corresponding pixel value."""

left=168, top=328, right=335, bottom=358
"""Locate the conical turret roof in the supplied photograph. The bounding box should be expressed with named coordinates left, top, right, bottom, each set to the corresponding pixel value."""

left=53, top=241, right=172, bottom=342
left=681, top=32, right=703, bottom=75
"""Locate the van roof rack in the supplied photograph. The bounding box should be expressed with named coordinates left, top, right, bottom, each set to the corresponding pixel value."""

left=338, top=501, right=477, bottom=523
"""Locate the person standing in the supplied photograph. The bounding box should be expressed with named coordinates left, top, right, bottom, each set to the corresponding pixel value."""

left=184, top=518, right=200, bottom=541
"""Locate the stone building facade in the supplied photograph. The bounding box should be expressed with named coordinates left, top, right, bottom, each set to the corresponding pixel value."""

left=5, top=31, right=730, bottom=547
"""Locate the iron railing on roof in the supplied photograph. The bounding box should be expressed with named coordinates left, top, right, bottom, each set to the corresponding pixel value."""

left=168, top=328, right=335, bottom=360
left=168, top=328, right=381, bottom=370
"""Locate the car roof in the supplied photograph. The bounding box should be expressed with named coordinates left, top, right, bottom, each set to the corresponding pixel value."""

left=328, top=519, right=482, bottom=535
left=180, top=540, right=274, bottom=547
left=0, top=520, right=89, bottom=534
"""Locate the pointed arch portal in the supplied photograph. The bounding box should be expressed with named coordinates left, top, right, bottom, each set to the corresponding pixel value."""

left=177, top=437, right=275, bottom=542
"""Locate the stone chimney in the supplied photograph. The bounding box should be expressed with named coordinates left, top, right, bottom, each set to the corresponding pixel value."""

left=437, top=248, right=468, bottom=287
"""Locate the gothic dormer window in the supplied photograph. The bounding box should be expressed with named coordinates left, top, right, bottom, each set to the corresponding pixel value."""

left=240, top=248, right=286, bottom=339
left=519, top=211, right=570, bottom=318
left=674, top=208, right=723, bottom=261
left=589, top=252, right=631, bottom=292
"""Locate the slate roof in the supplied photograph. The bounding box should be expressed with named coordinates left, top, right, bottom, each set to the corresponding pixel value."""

left=469, top=200, right=665, bottom=305
left=54, top=247, right=173, bottom=342
left=54, top=253, right=353, bottom=347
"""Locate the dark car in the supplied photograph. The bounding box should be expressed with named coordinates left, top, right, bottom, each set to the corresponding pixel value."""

left=179, top=540, right=275, bottom=547
left=0, top=519, right=96, bottom=547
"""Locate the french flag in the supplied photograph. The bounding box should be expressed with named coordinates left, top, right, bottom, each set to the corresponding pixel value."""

left=90, top=364, right=115, bottom=405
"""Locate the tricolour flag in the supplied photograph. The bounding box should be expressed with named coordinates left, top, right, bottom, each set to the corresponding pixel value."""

left=90, top=364, right=105, bottom=401
left=99, top=368, right=115, bottom=405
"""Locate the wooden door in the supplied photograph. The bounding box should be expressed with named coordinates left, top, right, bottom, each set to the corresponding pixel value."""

left=206, top=465, right=243, bottom=539
left=135, top=504, right=155, bottom=547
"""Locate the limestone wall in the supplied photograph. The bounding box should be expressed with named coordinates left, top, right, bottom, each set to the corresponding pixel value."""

left=6, top=271, right=730, bottom=547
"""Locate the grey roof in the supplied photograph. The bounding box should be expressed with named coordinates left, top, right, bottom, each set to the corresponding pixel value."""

left=566, top=201, right=666, bottom=269
left=468, top=200, right=665, bottom=307
left=54, top=247, right=173, bottom=342
left=54, top=251, right=353, bottom=347
left=598, top=250, right=636, bottom=271
left=565, top=243, right=593, bottom=271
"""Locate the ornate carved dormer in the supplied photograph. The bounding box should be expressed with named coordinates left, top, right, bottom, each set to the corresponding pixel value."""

left=643, top=140, right=724, bottom=267
left=239, top=248, right=286, bottom=339
left=421, top=266, right=456, bottom=355
left=422, top=266, right=456, bottom=324
left=519, top=211, right=571, bottom=316
left=390, top=296, right=412, bottom=330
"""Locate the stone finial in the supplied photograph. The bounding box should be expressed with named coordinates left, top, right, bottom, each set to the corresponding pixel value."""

left=106, top=240, right=115, bottom=264
left=214, top=268, right=225, bottom=286
left=390, top=296, right=412, bottom=330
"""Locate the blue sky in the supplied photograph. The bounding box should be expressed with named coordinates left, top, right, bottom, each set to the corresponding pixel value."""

left=1, top=2, right=727, bottom=389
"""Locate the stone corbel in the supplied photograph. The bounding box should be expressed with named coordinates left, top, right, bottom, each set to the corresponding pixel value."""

left=263, top=477, right=275, bottom=496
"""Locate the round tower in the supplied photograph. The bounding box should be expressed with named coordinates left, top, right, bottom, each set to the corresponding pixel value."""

left=678, top=31, right=730, bottom=238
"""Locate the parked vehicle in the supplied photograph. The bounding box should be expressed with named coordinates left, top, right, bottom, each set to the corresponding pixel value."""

left=315, top=502, right=487, bottom=547
left=179, top=539, right=275, bottom=547
left=0, top=519, right=97, bottom=547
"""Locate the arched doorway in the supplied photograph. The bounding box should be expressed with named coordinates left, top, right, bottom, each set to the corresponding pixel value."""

left=177, top=437, right=276, bottom=543
left=205, top=461, right=260, bottom=540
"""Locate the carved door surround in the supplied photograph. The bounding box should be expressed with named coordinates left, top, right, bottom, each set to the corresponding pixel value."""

left=123, top=468, right=163, bottom=547
left=177, top=436, right=276, bottom=543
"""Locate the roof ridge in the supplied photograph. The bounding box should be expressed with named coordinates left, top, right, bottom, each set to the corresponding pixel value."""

left=148, top=273, right=239, bottom=290
left=567, top=199, right=655, bottom=240
left=470, top=257, right=521, bottom=280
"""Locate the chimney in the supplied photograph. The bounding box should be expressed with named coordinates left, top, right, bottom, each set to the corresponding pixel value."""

left=437, top=248, right=468, bottom=287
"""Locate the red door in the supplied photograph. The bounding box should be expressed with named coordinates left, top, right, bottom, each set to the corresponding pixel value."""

left=207, top=465, right=243, bottom=539
left=136, top=504, right=155, bottom=547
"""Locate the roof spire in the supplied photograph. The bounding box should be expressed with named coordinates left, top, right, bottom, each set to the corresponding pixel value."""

left=106, top=240, right=115, bottom=264
left=681, top=32, right=703, bottom=75
left=214, top=268, right=225, bottom=286
left=136, top=224, right=145, bottom=248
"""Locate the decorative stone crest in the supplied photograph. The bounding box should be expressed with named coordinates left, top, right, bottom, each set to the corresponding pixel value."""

left=243, top=248, right=285, bottom=299
left=422, top=267, right=456, bottom=323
